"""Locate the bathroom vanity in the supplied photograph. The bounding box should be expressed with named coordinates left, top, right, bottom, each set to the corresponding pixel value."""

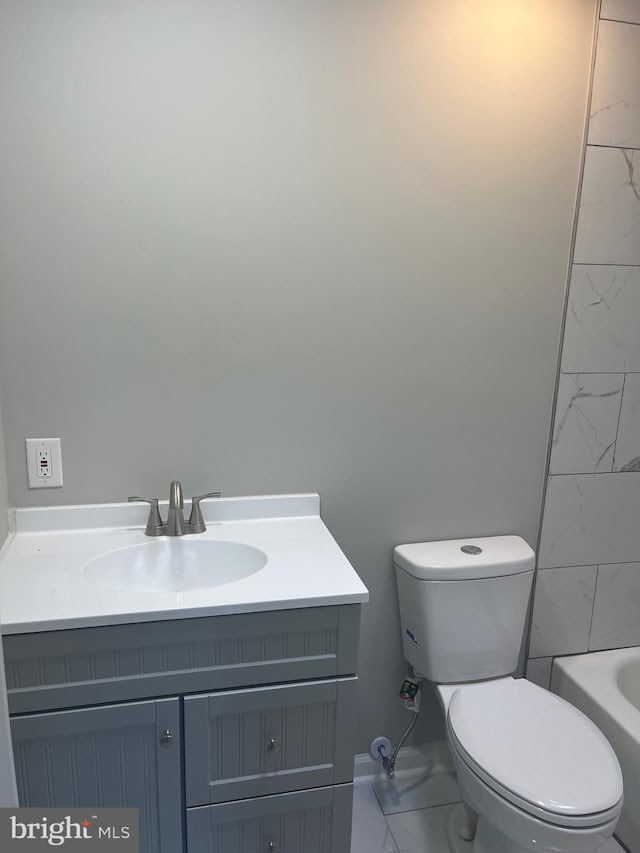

left=0, top=495, right=368, bottom=853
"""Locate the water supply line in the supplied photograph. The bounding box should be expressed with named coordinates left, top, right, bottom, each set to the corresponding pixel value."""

left=383, top=671, right=423, bottom=780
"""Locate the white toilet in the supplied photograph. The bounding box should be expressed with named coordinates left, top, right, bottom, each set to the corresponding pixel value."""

left=394, top=535, right=623, bottom=853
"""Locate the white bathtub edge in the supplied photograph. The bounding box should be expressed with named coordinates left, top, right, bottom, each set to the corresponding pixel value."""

left=552, top=648, right=640, bottom=853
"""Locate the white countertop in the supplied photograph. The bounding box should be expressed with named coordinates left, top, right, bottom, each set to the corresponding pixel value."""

left=0, top=494, right=368, bottom=634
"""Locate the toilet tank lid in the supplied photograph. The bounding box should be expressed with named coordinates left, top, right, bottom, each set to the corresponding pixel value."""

left=394, top=535, right=535, bottom=580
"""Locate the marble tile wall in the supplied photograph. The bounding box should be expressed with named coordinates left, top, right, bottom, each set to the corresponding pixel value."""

left=600, top=0, right=640, bottom=25
left=528, top=3, right=640, bottom=675
left=589, top=19, right=640, bottom=146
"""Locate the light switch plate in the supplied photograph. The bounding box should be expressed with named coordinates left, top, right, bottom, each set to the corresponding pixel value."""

left=26, top=438, right=63, bottom=488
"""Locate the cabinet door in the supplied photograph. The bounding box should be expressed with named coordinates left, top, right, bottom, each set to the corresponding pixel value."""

left=10, top=697, right=182, bottom=853
left=184, top=678, right=357, bottom=806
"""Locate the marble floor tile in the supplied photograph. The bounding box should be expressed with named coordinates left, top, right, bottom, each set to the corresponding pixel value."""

left=351, top=783, right=400, bottom=853
left=373, top=768, right=459, bottom=815
left=385, top=802, right=457, bottom=853
left=350, top=781, right=626, bottom=853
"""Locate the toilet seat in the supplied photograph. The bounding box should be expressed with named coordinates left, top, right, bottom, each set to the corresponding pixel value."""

left=446, top=678, right=623, bottom=829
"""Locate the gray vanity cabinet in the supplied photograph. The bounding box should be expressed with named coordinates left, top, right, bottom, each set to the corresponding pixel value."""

left=4, top=604, right=361, bottom=853
left=10, top=697, right=182, bottom=853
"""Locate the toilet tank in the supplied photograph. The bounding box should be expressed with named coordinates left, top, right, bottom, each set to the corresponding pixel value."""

left=394, top=535, right=535, bottom=683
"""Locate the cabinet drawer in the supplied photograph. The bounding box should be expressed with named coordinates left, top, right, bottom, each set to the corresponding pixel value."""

left=4, top=606, right=361, bottom=714
left=184, top=678, right=356, bottom=806
left=186, top=784, right=353, bottom=853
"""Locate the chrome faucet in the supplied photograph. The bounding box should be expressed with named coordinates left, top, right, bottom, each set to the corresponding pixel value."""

left=166, top=480, right=187, bottom=537
left=129, top=481, right=221, bottom=536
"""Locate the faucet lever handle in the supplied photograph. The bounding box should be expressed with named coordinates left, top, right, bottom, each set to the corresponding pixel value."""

left=188, top=491, right=222, bottom=533
left=128, top=496, right=165, bottom=536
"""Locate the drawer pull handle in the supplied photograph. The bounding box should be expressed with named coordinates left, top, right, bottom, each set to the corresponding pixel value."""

left=159, top=729, right=174, bottom=748
left=266, top=737, right=281, bottom=754
left=267, top=843, right=278, bottom=852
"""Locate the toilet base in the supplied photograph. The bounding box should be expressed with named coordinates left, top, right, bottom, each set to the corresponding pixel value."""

left=471, top=817, right=535, bottom=853
left=446, top=805, right=609, bottom=853
left=446, top=804, right=473, bottom=853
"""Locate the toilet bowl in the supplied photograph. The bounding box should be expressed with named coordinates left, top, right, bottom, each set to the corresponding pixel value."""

left=438, top=678, right=623, bottom=853
left=394, top=535, right=624, bottom=853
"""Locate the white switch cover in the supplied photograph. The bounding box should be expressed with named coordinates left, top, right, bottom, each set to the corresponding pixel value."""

left=26, top=438, right=63, bottom=488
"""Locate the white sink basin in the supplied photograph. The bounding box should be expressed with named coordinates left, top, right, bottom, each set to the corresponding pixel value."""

left=82, top=539, right=268, bottom=593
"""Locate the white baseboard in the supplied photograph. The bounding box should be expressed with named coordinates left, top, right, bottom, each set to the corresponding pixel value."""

left=353, top=740, right=454, bottom=785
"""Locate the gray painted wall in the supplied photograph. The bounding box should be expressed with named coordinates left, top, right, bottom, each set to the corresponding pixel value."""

left=0, top=378, right=17, bottom=806
left=0, top=0, right=596, bottom=751
left=0, top=390, right=8, bottom=547
left=527, top=2, right=640, bottom=691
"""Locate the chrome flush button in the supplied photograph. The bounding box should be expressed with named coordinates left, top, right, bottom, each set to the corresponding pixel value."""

left=461, top=545, right=482, bottom=555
